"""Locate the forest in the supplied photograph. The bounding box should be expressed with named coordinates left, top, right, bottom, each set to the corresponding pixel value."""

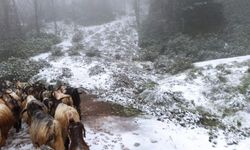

left=0, top=0, right=250, bottom=150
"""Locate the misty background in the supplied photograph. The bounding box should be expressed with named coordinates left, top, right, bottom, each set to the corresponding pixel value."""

left=0, top=0, right=250, bottom=79
left=2, top=0, right=250, bottom=149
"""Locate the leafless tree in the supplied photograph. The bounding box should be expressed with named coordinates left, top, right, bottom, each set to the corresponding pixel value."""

left=33, top=0, right=40, bottom=35
left=51, top=0, right=58, bottom=35
left=134, top=0, right=140, bottom=28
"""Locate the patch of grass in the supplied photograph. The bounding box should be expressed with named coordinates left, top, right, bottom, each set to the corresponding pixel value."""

left=68, top=50, right=80, bottom=56
left=68, top=43, right=84, bottom=56
left=222, top=108, right=242, bottom=118
left=196, top=106, right=222, bottom=128
left=139, top=47, right=160, bottom=61
left=218, top=75, right=227, bottom=83
left=51, top=46, right=64, bottom=57
left=109, top=103, right=142, bottom=117
left=143, top=81, right=158, bottom=89
left=186, top=67, right=204, bottom=80
left=85, top=49, right=101, bottom=57
left=198, top=116, right=221, bottom=128
left=154, top=55, right=194, bottom=74
left=137, top=80, right=159, bottom=93
left=238, top=73, right=250, bottom=94
left=216, top=64, right=232, bottom=75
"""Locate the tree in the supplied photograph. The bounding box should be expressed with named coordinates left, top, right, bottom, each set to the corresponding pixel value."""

left=2, top=0, right=10, bottom=39
left=134, top=0, right=140, bottom=28
left=51, top=0, right=58, bottom=35
left=181, top=0, right=225, bottom=35
left=33, top=0, right=40, bottom=35
left=0, top=0, right=22, bottom=39
left=140, top=0, right=225, bottom=45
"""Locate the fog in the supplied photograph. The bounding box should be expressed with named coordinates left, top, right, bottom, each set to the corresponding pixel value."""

left=1, top=0, right=250, bottom=150
left=0, top=0, right=146, bottom=39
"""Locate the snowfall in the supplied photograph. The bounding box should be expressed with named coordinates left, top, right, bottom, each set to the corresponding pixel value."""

left=2, top=16, right=250, bottom=150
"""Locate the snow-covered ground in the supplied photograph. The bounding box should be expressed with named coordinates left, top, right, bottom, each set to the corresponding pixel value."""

left=3, top=17, right=250, bottom=149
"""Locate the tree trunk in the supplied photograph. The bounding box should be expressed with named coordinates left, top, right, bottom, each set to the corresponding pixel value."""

left=2, top=0, right=10, bottom=39
left=11, top=0, right=22, bottom=38
left=134, top=0, right=140, bottom=29
left=34, top=0, right=40, bottom=35
left=51, top=0, right=58, bottom=35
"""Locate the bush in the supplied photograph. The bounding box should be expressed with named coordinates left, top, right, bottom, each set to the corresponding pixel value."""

left=164, top=34, right=198, bottom=57
left=238, top=73, right=250, bottom=94
left=51, top=46, right=64, bottom=57
left=68, top=50, right=80, bottom=56
left=140, top=0, right=250, bottom=62
left=70, top=43, right=84, bottom=51
left=139, top=46, right=161, bottom=62
left=68, top=43, right=84, bottom=56
left=85, top=48, right=101, bottom=57
left=112, top=73, right=135, bottom=89
left=140, top=33, right=231, bottom=62
left=0, top=57, right=49, bottom=81
left=0, top=33, right=60, bottom=62
left=72, top=32, right=83, bottom=43
left=88, top=65, right=105, bottom=76
left=58, top=68, right=73, bottom=79
left=154, top=55, right=193, bottom=74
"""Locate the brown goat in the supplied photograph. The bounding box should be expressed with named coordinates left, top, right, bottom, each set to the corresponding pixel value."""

left=54, top=103, right=80, bottom=149
left=53, top=90, right=74, bottom=107
left=1, top=90, right=23, bottom=133
left=0, top=98, right=15, bottom=147
left=58, top=85, right=82, bottom=118
left=26, top=100, right=65, bottom=150
left=22, top=95, right=49, bottom=126
left=68, top=121, right=89, bottom=150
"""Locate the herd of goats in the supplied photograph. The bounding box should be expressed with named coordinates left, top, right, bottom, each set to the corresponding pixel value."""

left=0, top=80, right=89, bottom=150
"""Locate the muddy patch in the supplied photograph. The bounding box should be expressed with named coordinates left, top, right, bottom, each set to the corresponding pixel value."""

left=80, top=93, right=141, bottom=117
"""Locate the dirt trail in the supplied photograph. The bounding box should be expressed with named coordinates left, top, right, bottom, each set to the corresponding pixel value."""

left=80, top=92, right=140, bottom=131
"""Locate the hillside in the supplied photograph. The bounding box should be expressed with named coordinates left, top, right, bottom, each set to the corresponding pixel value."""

left=3, top=17, right=250, bottom=150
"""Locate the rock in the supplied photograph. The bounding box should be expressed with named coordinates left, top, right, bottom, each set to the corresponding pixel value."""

left=134, top=143, right=140, bottom=147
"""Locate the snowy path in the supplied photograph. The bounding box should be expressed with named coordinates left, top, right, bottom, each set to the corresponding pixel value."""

left=194, top=55, right=250, bottom=67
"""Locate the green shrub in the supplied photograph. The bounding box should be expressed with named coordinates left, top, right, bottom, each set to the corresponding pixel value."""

left=154, top=55, right=194, bottom=74
left=140, top=33, right=224, bottom=62
left=72, top=32, right=83, bottom=43
left=51, top=46, right=64, bottom=57
left=217, top=75, right=227, bottom=83
left=68, top=50, right=80, bottom=56
left=238, top=73, right=250, bottom=94
left=85, top=48, right=101, bottom=57
left=0, top=57, right=49, bottom=81
left=139, top=46, right=161, bottom=61
left=68, top=43, right=84, bottom=56
left=69, top=43, right=84, bottom=51
left=0, top=33, right=60, bottom=62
